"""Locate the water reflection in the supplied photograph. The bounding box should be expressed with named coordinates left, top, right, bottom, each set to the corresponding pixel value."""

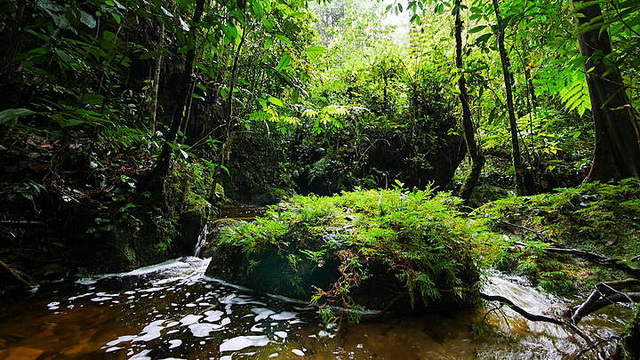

left=0, top=258, right=631, bottom=359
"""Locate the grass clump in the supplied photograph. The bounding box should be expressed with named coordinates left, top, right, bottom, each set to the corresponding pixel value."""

left=207, top=187, right=500, bottom=316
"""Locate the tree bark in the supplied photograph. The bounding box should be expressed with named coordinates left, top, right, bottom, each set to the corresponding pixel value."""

left=149, top=23, right=164, bottom=135
left=492, top=0, right=527, bottom=195
left=220, top=28, right=248, bottom=167
left=144, top=0, right=206, bottom=193
left=454, top=0, right=485, bottom=201
left=574, top=0, right=640, bottom=182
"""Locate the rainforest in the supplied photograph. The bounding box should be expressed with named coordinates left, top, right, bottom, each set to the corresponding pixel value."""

left=1, top=0, right=640, bottom=358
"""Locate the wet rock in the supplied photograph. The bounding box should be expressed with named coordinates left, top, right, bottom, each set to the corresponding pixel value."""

left=178, top=210, right=206, bottom=256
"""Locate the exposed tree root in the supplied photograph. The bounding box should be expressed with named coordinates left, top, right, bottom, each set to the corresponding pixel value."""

left=482, top=278, right=640, bottom=358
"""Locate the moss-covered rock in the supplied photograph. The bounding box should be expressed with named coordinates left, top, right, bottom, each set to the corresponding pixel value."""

left=206, top=188, right=500, bottom=317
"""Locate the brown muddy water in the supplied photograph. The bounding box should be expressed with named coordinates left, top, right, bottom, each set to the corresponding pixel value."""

left=0, top=257, right=633, bottom=359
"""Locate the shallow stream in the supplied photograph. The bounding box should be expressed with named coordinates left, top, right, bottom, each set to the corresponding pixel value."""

left=0, top=257, right=633, bottom=359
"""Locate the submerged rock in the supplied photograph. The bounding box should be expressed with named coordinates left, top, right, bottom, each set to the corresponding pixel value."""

left=206, top=189, right=493, bottom=315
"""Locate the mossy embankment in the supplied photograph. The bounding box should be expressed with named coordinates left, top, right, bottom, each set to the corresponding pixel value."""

left=475, top=178, right=640, bottom=294
left=205, top=180, right=640, bottom=324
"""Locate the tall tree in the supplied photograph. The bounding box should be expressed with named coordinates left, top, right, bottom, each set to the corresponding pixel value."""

left=144, top=0, right=206, bottom=193
left=455, top=0, right=485, bottom=200
left=492, top=0, right=527, bottom=195
left=573, top=0, right=640, bottom=182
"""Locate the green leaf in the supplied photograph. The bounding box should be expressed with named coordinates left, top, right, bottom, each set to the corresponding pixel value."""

left=469, top=25, right=487, bottom=33
left=276, top=54, right=292, bottom=71
left=305, top=45, right=326, bottom=60
left=160, top=6, right=174, bottom=17
left=0, top=108, right=36, bottom=125
left=222, top=24, right=238, bottom=43
left=103, top=30, right=117, bottom=43
left=79, top=10, right=96, bottom=28
left=475, top=33, right=493, bottom=45
left=79, top=93, right=105, bottom=105
left=263, top=37, right=274, bottom=49
left=268, top=96, right=284, bottom=107
left=275, top=34, right=292, bottom=46
left=36, top=0, right=64, bottom=12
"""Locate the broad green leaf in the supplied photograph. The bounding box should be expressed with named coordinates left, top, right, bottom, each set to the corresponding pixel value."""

left=103, top=31, right=117, bottom=42
left=36, top=0, right=64, bottom=12
left=469, top=25, right=487, bottom=33
left=475, top=33, right=492, bottom=45
left=305, top=45, right=326, bottom=60
left=268, top=96, right=284, bottom=107
left=263, top=37, right=274, bottom=49
left=276, top=54, right=292, bottom=71
left=275, top=34, right=292, bottom=46
left=160, top=6, right=174, bottom=17
left=79, top=11, right=97, bottom=28
left=222, top=24, right=238, bottom=43
left=79, top=93, right=105, bottom=105
left=0, top=108, right=36, bottom=125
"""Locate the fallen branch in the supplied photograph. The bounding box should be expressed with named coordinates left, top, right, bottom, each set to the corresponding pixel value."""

left=571, top=279, right=640, bottom=325
left=0, top=220, right=46, bottom=226
left=491, top=218, right=546, bottom=241
left=480, top=292, right=594, bottom=346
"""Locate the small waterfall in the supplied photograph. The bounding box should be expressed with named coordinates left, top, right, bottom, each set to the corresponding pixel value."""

left=193, top=223, right=209, bottom=258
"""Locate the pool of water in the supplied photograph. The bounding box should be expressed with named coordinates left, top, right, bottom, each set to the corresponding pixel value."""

left=0, top=257, right=632, bottom=359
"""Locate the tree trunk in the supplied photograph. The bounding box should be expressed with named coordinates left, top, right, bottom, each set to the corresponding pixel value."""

left=454, top=0, right=485, bottom=201
left=573, top=0, right=640, bottom=182
left=492, top=0, right=527, bottom=195
left=220, top=28, right=247, bottom=168
left=143, top=0, right=206, bottom=194
left=149, top=23, right=164, bottom=135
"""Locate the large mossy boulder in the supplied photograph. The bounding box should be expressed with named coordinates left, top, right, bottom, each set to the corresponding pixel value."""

left=205, top=188, right=497, bottom=316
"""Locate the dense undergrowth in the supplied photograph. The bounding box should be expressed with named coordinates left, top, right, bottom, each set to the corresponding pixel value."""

left=0, top=125, right=217, bottom=283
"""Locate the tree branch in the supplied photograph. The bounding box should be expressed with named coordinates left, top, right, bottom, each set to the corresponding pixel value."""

left=479, top=292, right=594, bottom=346
left=571, top=279, right=640, bottom=324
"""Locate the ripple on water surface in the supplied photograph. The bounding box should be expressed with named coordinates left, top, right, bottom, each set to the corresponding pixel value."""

left=0, top=258, right=632, bottom=359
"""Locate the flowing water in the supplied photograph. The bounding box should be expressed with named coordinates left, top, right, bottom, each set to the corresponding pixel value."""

left=0, top=257, right=633, bottom=360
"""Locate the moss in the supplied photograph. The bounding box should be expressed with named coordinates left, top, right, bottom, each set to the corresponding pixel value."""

left=617, top=308, right=640, bottom=359
left=206, top=187, right=503, bottom=317
left=475, top=178, right=640, bottom=293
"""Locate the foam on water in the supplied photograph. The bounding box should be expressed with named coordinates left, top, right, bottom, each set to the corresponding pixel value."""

left=0, top=258, right=632, bottom=359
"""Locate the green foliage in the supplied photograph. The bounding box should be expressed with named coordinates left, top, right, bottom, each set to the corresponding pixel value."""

left=215, top=188, right=501, bottom=314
